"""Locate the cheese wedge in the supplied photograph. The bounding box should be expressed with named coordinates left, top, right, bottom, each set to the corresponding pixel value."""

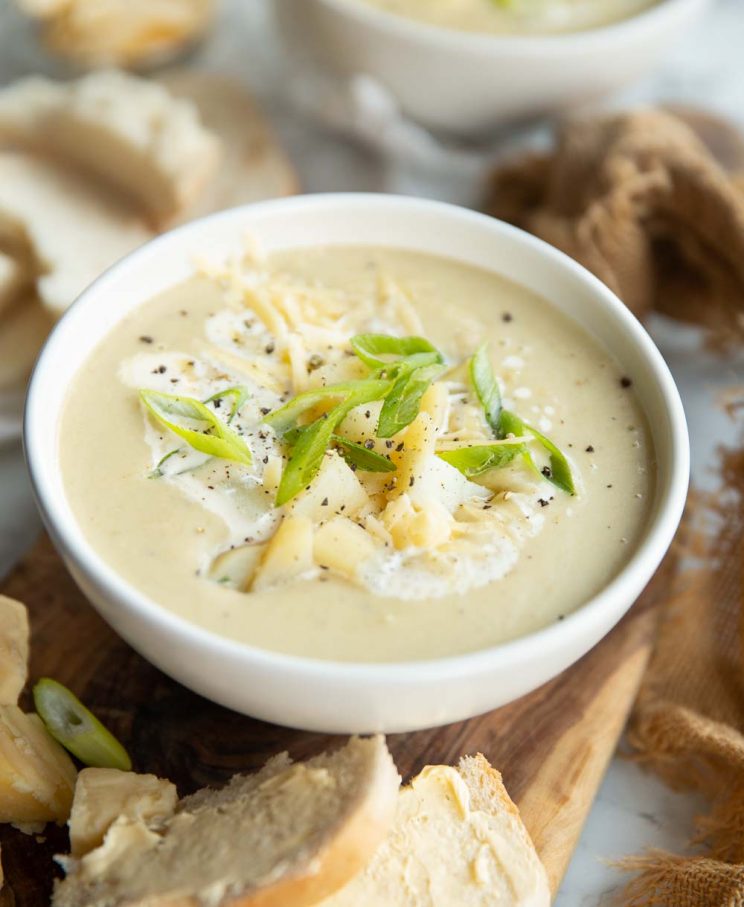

left=68, top=768, right=177, bottom=858
left=0, top=72, right=221, bottom=227
left=0, top=152, right=151, bottom=317
left=0, top=597, right=29, bottom=706
left=0, top=705, right=77, bottom=826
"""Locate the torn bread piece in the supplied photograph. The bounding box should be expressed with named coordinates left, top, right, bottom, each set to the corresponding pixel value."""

left=0, top=252, right=27, bottom=317
left=160, top=71, right=299, bottom=219
left=320, top=754, right=551, bottom=907
left=24, top=0, right=215, bottom=70
left=0, top=72, right=221, bottom=228
left=68, top=769, right=177, bottom=858
left=0, top=596, right=29, bottom=706
left=53, top=736, right=400, bottom=907
left=0, top=153, right=151, bottom=317
left=0, top=294, right=55, bottom=390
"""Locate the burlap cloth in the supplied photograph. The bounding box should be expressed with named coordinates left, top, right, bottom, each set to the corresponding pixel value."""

left=489, top=109, right=744, bottom=906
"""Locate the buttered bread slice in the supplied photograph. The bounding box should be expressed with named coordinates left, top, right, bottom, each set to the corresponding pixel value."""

left=319, top=754, right=550, bottom=907
left=53, top=736, right=400, bottom=907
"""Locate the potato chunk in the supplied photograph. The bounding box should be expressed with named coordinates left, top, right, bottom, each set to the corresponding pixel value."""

left=0, top=705, right=77, bottom=825
left=252, top=516, right=315, bottom=591
left=289, top=451, right=369, bottom=521
left=69, top=768, right=177, bottom=857
left=0, top=596, right=29, bottom=705
left=314, top=518, right=378, bottom=580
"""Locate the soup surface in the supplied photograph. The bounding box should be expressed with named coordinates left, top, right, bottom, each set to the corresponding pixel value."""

left=61, top=246, right=653, bottom=662
left=347, top=0, right=658, bottom=35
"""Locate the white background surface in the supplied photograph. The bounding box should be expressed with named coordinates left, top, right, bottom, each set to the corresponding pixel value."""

left=0, top=0, right=742, bottom=902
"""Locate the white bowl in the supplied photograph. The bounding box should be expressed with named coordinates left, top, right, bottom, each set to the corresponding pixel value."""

left=274, top=0, right=711, bottom=136
left=25, top=195, right=688, bottom=733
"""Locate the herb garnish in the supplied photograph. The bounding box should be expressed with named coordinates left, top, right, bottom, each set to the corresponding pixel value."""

left=140, top=388, right=252, bottom=468
left=437, top=440, right=526, bottom=478
left=332, top=435, right=397, bottom=473
left=468, top=344, right=575, bottom=495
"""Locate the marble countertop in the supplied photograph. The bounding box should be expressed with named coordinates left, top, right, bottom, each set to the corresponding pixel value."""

left=0, top=0, right=742, bottom=902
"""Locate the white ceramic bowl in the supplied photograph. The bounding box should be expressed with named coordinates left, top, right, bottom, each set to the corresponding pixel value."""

left=274, top=0, right=711, bottom=136
left=25, top=195, right=688, bottom=733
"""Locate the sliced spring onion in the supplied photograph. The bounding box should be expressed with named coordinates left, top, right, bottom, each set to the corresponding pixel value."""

left=263, top=380, right=391, bottom=435
left=437, top=441, right=525, bottom=478
left=332, top=435, right=397, bottom=473
left=33, top=678, right=132, bottom=771
left=203, top=386, right=250, bottom=423
left=499, top=409, right=575, bottom=495
left=350, top=334, right=441, bottom=369
left=140, top=389, right=252, bottom=467
left=376, top=362, right=446, bottom=438
left=469, top=344, right=502, bottom=435
left=275, top=383, right=391, bottom=505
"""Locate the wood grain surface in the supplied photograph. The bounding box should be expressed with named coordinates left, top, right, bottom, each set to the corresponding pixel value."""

left=0, top=535, right=671, bottom=904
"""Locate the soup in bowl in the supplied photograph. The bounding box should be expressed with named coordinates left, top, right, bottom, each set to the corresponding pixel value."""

left=25, top=195, right=688, bottom=732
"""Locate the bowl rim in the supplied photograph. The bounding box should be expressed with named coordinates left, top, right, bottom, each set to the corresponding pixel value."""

left=24, top=193, right=689, bottom=683
left=314, top=0, right=710, bottom=51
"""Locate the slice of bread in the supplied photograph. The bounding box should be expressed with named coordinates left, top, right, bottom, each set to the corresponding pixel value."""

left=53, top=735, right=400, bottom=907
left=318, top=754, right=551, bottom=907
left=0, top=152, right=152, bottom=317
left=0, top=293, right=55, bottom=390
left=0, top=72, right=221, bottom=228
left=158, top=71, right=299, bottom=220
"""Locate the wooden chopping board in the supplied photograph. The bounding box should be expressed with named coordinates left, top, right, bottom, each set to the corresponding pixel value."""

left=0, top=535, right=671, bottom=905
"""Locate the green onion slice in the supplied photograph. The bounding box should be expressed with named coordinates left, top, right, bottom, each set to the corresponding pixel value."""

left=437, top=441, right=525, bottom=478
left=33, top=678, right=132, bottom=771
left=377, top=362, right=445, bottom=438
left=140, top=389, right=252, bottom=467
left=469, top=344, right=502, bottom=435
left=203, top=386, right=250, bottom=423
left=332, top=435, right=397, bottom=473
left=275, top=383, right=391, bottom=505
left=500, top=409, right=575, bottom=495
left=264, top=380, right=391, bottom=435
left=350, top=334, right=441, bottom=369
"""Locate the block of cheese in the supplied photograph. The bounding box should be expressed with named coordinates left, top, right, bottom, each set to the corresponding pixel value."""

left=0, top=705, right=77, bottom=826
left=68, top=768, right=177, bottom=858
left=320, top=754, right=551, bottom=907
left=0, top=71, right=221, bottom=227
left=0, top=152, right=152, bottom=317
left=0, top=597, right=29, bottom=705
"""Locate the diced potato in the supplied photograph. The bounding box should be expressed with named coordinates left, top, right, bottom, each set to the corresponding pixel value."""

left=388, top=412, right=437, bottom=500
left=69, top=768, right=177, bottom=857
left=208, top=544, right=266, bottom=592
left=419, top=382, right=450, bottom=435
left=314, top=518, right=378, bottom=580
left=364, top=514, right=393, bottom=547
left=337, top=401, right=384, bottom=447
left=289, top=451, right=369, bottom=521
left=252, top=516, right=314, bottom=591
left=0, top=596, right=29, bottom=705
left=408, top=455, right=490, bottom=514
left=0, top=705, right=77, bottom=825
left=262, top=455, right=283, bottom=496
left=382, top=495, right=453, bottom=550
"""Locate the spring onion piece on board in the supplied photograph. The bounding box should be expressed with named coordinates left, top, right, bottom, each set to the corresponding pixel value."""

left=33, top=678, right=132, bottom=771
left=140, top=389, right=252, bottom=466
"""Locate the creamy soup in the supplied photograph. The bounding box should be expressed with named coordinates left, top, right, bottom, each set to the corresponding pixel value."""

left=61, top=246, right=653, bottom=662
left=348, top=0, right=658, bottom=35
